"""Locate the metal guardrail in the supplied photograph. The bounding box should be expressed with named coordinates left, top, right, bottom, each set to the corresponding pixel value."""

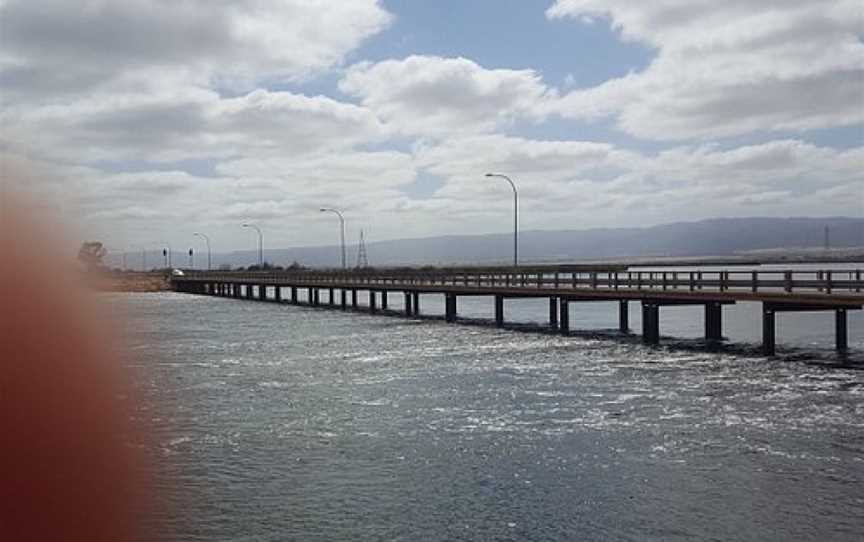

left=175, top=269, right=864, bottom=295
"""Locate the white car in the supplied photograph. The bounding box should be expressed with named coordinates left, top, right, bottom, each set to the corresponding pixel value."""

left=171, top=269, right=185, bottom=276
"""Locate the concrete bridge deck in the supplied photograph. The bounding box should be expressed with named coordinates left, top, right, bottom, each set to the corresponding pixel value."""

left=173, top=266, right=863, bottom=356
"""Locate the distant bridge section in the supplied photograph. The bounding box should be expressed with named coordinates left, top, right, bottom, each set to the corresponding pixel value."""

left=172, top=265, right=863, bottom=356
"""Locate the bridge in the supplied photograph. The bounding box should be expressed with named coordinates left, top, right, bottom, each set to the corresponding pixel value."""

left=172, top=265, right=863, bottom=356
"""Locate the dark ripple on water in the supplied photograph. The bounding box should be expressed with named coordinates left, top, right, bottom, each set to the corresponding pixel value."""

left=115, top=293, right=864, bottom=541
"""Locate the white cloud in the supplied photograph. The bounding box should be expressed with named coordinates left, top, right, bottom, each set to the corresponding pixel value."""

left=410, top=136, right=863, bottom=228
left=1, top=1, right=859, bottom=252
left=546, top=0, right=864, bottom=139
left=0, top=0, right=392, bottom=98
left=0, top=0, right=393, bottom=169
left=340, top=55, right=556, bottom=136
left=3, top=88, right=385, bottom=163
left=7, top=133, right=861, bottom=250
left=414, top=134, right=636, bottom=187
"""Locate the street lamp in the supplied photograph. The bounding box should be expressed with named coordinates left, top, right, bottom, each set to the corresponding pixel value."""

left=159, top=241, right=173, bottom=269
left=242, top=223, right=263, bottom=267
left=193, top=232, right=212, bottom=270
left=319, top=208, right=346, bottom=269
left=485, top=173, right=519, bottom=267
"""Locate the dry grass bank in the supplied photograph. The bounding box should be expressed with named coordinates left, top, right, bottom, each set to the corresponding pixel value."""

left=84, top=271, right=171, bottom=292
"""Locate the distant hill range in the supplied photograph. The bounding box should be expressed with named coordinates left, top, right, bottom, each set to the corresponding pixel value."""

left=114, top=217, right=864, bottom=270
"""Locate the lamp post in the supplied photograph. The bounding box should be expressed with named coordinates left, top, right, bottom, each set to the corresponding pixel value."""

left=485, top=173, right=519, bottom=267
left=159, top=241, right=172, bottom=269
left=193, top=232, right=212, bottom=270
left=242, top=223, right=263, bottom=267
left=319, top=208, right=346, bottom=269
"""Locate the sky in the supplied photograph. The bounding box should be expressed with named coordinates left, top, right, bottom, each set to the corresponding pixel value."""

left=1, top=0, right=862, bottom=256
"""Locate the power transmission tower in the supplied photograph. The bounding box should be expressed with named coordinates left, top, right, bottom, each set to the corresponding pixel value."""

left=356, top=229, right=369, bottom=268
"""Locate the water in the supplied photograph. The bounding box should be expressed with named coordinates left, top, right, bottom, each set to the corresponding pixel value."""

left=116, top=293, right=864, bottom=541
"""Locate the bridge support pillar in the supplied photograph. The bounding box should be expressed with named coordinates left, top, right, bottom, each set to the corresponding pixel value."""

left=762, top=305, right=776, bottom=356
left=404, top=292, right=413, bottom=316
left=381, top=291, right=388, bottom=310
left=258, top=285, right=266, bottom=301
left=445, top=294, right=457, bottom=323
left=705, top=302, right=723, bottom=341
left=352, top=289, right=358, bottom=308
left=369, top=291, right=377, bottom=313
left=274, top=286, right=281, bottom=302
left=306, top=288, right=313, bottom=305
left=291, top=287, right=298, bottom=304
left=559, top=299, right=569, bottom=335
left=836, top=309, right=848, bottom=352
left=549, top=297, right=558, bottom=329
left=313, top=289, right=320, bottom=306
left=341, top=289, right=347, bottom=310
left=413, top=292, right=420, bottom=315
left=246, top=284, right=253, bottom=299
left=619, top=300, right=629, bottom=333
left=642, top=302, right=660, bottom=345
left=329, top=288, right=334, bottom=306
left=495, top=295, right=505, bottom=327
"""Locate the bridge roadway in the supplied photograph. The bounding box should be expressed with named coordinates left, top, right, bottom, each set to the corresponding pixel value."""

left=172, top=265, right=863, bottom=356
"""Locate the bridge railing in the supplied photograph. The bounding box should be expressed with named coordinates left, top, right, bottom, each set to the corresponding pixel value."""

left=176, top=268, right=864, bottom=295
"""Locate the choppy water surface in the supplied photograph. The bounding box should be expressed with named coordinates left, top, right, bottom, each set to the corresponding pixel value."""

left=117, top=293, right=864, bottom=541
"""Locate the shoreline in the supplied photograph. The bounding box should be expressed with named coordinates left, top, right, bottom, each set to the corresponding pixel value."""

left=85, top=271, right=171, bottom=293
